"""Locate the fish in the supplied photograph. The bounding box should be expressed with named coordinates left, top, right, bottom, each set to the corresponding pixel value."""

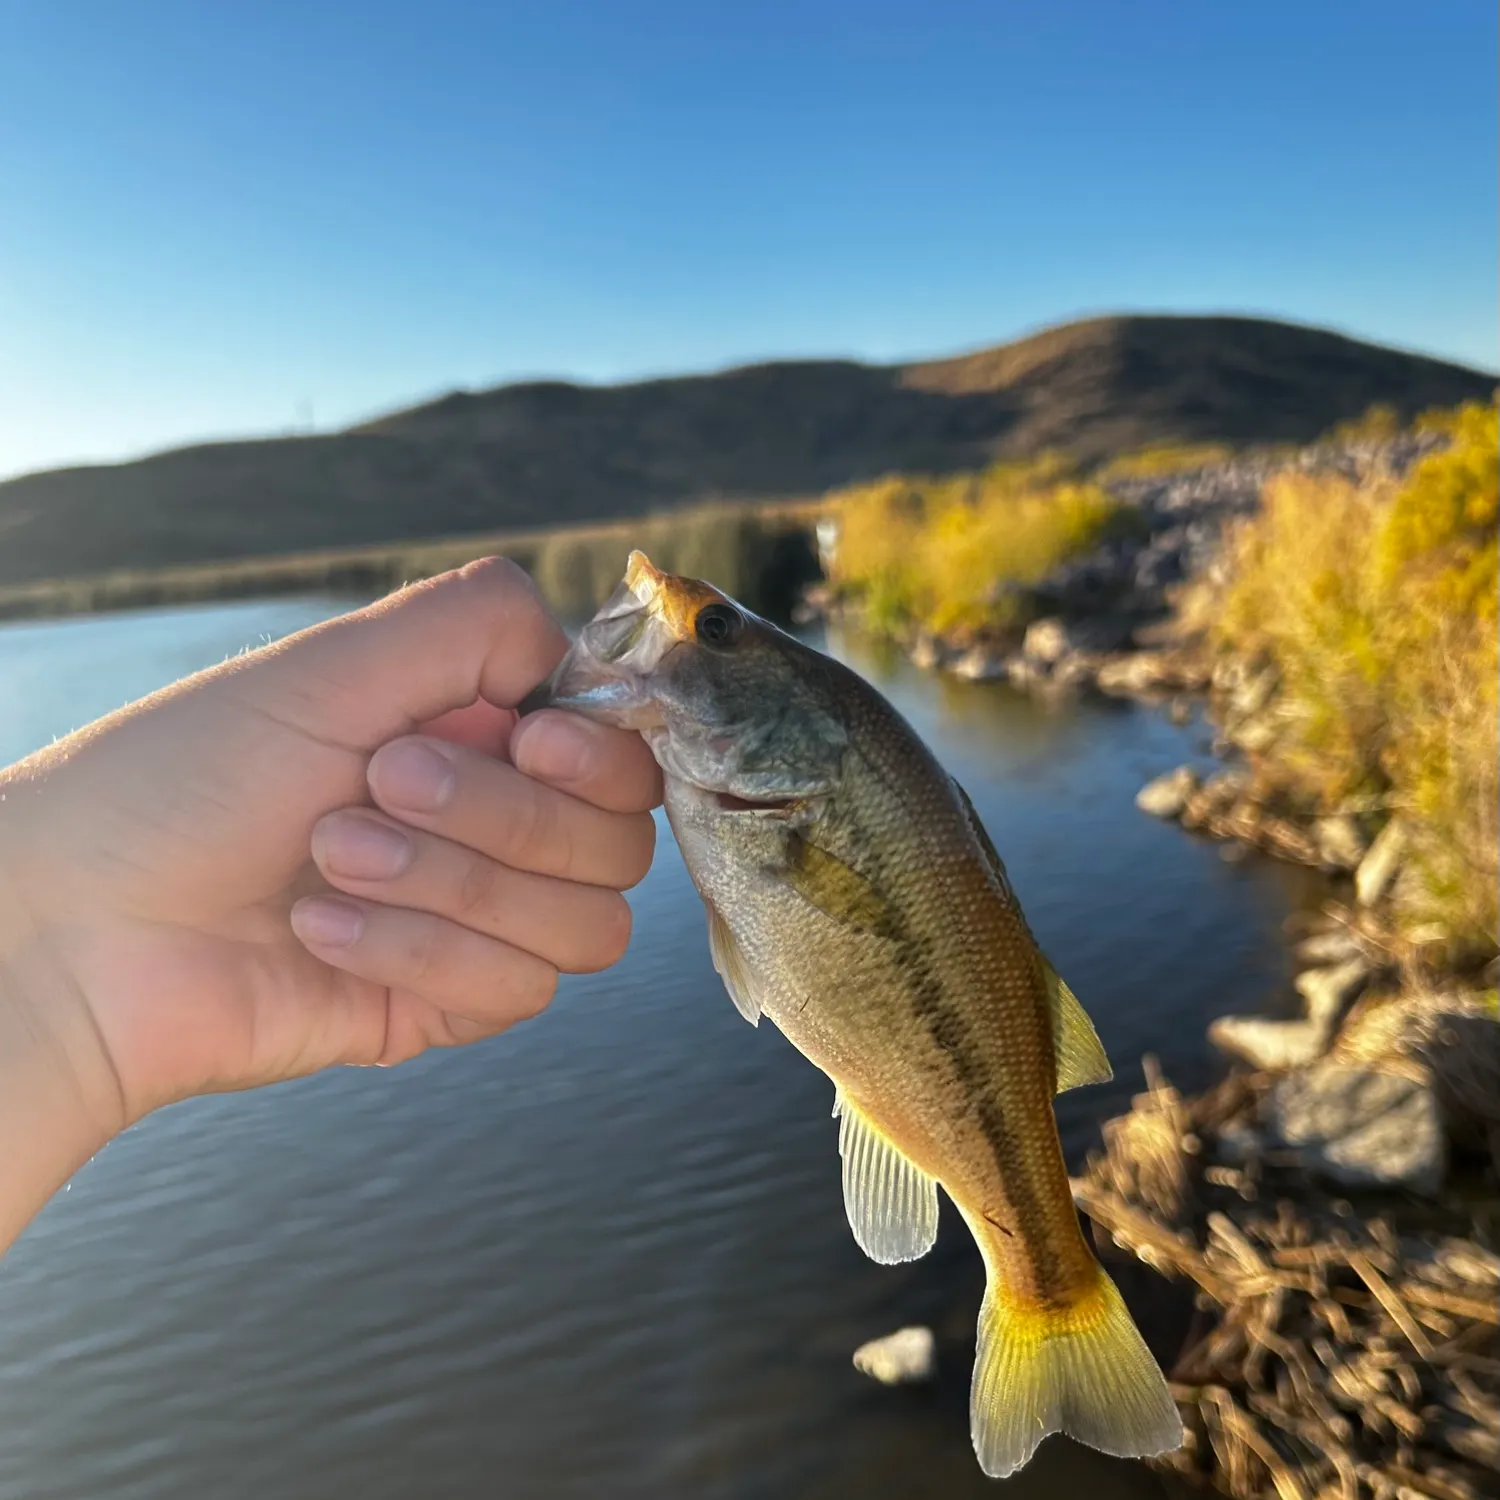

left=528, top=551, right=1183, bottom=1478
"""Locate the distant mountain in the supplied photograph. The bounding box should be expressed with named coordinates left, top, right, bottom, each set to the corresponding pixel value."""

left=0, top=314, right=1491, bottom=585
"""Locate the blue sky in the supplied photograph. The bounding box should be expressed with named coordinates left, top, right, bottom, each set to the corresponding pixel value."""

left=1, top=0, right=1494, bottom=481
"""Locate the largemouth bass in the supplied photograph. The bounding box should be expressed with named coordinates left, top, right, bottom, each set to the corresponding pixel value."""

left=531, top=551, right=1182, bottom=1478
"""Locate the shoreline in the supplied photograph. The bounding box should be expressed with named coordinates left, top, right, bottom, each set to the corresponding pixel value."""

left=0, top=499, right=825, bottom=625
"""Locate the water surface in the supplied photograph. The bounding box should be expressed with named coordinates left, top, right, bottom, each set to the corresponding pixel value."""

left=0, top=598, right=1312, bottom=1499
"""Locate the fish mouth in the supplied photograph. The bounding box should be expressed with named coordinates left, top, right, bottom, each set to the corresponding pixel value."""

left=713, top=790, right=801, bottom=814
left=519, top=552, right=675, bottom=724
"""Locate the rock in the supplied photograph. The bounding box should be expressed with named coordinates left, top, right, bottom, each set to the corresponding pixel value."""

left=1214, top=1123, right=1264, bottom=1163
left=1166, top=696, right=1192, bottom=725
left=1095, top=654, right=1159, bottom=696
left=1181, top=768, right=1250, bottom=828
left=949, top=644, right=1009, bottom=682
left=1315, top=815, right=1370, bottom=872
left=1052, top=653, right=1101, bottom=689
left=908, top=632, right=948, bottom=671
left=1230, top=712, right=1279, bottom=754
left=1294, top=957, right=1373, bottom=1030
left=1022, top=617, right=1072, bottom=666
left=1004, top=653, right=1041, bottom=688
left=1135, top=765, right=1199, bottom=819
left=1208, top=1015, right=1330, bottom=1070
left=1066, top=616, right=1136, bottom=654
left=1230, top=664, right=1279, bottom=719
left=1267, top=1063, right=1446, bottom=1194
left=1295, top=928, right=1364, bottom=965
left=1355, top=818, right=1406, bottom=906
left=852, top=1326, right=936, bottom=1385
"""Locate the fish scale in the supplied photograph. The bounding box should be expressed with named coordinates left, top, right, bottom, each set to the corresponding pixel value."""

left=533, top=549, right=1183, bottom=1478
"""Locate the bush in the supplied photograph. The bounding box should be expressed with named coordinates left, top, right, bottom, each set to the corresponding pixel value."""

left=1215, top=402, right=1497, bottom=946
left=830, top=458, right=1123, bottom=641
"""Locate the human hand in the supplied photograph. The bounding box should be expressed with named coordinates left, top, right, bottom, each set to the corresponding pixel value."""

left=0, top=560, right=659, bottom=1247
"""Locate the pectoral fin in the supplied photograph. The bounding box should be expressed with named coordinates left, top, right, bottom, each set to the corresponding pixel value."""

left=783, top=833, right=902, bottom=939
left=705, top=899, right=761, bottom=1025
left=833, top=1087, right=939, bottom=1264
left=1044, top=962, right=1112, bottom=1092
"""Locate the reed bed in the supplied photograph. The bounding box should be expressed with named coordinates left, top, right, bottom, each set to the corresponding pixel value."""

left=0, top=500, right=824, bottom=624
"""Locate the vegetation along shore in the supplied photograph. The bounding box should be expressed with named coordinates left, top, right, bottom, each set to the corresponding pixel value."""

left=813, top=400, right=1499, bottom=1500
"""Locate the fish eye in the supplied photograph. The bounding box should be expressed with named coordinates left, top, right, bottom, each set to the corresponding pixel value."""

left=695, top=603, right=744, bottom=648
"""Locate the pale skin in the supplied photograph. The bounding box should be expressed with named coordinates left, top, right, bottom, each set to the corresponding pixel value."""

left=0, top=558, right=662, bottom=1256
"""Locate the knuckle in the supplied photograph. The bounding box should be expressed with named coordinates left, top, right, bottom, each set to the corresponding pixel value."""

left=501, top=778, right=552, bottom=867
left=454, top=853, right=502, bottom=921
left=402, top=914, right=443, bottom=985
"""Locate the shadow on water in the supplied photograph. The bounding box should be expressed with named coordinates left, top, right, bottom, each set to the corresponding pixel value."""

left=0, top=594, right=1329, bottom=1500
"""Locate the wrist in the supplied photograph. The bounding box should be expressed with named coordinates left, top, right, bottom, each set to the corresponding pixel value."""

left=0, top=796, right=125, bottom=1256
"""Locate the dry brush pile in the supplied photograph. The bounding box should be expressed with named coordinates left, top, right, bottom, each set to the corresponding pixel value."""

left=1074, top=1060, right=1500, bottom=1500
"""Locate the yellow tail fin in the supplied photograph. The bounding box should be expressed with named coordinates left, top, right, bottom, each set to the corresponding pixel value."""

left=970, top=1266, right=1183, bottom=1478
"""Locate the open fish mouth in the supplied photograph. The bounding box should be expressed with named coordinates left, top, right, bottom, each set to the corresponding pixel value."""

left=712, top=790, right=801, bottom=813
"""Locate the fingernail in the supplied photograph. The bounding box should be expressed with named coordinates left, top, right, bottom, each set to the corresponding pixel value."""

left=291, top=897, right=365, bottom=950
left=516, top=712, right=592, bottom=781
left=314, top=813, right=413, bottom=880
left=370, top=738, right=457, bottom=813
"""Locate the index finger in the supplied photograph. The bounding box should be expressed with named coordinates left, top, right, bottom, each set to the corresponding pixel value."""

left=231, top=557, right=567, bottom=752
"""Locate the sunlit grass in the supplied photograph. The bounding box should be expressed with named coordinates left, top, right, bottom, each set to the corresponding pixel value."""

left=830, top=457, right=1125, bottom=640
left=1215, top=401, right=1498, bottom=947
left=1099, top=442, right=1236, bottom=480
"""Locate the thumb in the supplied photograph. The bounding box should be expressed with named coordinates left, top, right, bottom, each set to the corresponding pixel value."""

left=231, top=557, right=568, bottom=752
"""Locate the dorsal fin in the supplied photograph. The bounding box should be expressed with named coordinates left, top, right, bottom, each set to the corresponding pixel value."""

left=951, top=777, right=1112, bottom=1093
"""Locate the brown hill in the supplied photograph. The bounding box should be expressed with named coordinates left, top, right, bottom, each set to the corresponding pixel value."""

left=0, top=314, right=1491, bottom=586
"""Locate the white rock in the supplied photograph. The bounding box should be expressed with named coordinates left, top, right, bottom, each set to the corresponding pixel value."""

left=852, top=1326, right=936, bottom=1385
left=1267, top=1064, right=1445, bottom=1194
left=1208, top=1015, right=1329, bottom=1071
left=1294, top=957, right=1373, bottom=1030
left=1232, top=713, right=1279, bottom=754
left=1022, top=617, right=1071, bottom=665
left=1355, top=819, right=1407, bottom=906
left=949, top=645, right=1008, bottom=682
left=908, top=632, right=947, bottom=671
left=1135, top=765, right=1200, bottom=819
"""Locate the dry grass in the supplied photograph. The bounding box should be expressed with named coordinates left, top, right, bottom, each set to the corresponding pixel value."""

left=830, top=457, right=1125, bottom=640
left=1213, top=403, right=1498, bottom=948
left=1075, top=1062, right=1500, bottom=1500
left=1100, top=442, right=1237, bottom=480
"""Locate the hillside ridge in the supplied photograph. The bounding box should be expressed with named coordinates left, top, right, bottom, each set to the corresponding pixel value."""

left=1, top=314, right=1491, bottom=585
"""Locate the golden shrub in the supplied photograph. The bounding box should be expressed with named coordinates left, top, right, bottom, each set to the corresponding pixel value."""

left=1215, top=402, right=1498, bottom=945
left=830, top=459, right=1121, bottom=641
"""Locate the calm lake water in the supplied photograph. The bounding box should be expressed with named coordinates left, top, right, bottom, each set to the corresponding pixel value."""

left=0, top=596, right=1316, bottom=1500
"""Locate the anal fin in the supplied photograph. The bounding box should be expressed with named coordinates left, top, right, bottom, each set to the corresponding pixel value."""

left=833, top=1087, right=939, bottom=1264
